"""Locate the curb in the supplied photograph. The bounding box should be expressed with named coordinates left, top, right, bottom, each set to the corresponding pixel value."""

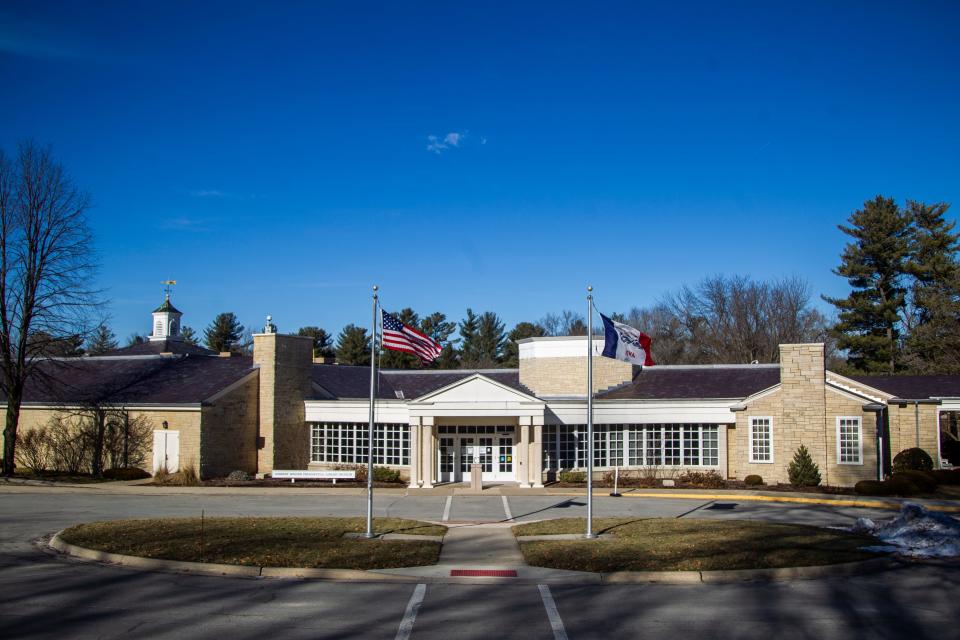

left=48, top=531, right=900, bottom=585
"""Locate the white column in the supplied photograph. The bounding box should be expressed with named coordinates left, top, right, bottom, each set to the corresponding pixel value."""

left=518, top=416, right=531, bottom=488
left=531, top=417, right=544, bottom=488
left=407, top=417, right=421, bottom=488
left=421, top=417, right=436, bottom=488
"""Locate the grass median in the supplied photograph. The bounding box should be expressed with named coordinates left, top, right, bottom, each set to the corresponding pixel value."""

left=59, top=517, right=446, bottom=570
left=513, top=518, right=879, bottom=572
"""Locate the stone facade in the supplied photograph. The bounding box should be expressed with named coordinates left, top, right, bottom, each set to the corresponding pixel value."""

left=253, top=333, right=313, bottom=472
left=520, top=355, right=632, bottom=396
left=200, top=374, right=260, bottom=477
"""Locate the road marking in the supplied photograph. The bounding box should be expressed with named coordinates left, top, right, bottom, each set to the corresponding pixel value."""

left=442, top=496, right=452, bottom=522
left=501, top=495, right=513, bottom=521
left=395, top=583, right=426, bottom=640
left=538, top=584, right=568, bottom=640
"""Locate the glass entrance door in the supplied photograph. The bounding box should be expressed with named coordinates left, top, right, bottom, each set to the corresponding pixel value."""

left=435, top=427, right=516, bottom=483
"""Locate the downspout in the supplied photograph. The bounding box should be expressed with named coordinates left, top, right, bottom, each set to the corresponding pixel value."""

left=915, top=400, right=920, bottom=448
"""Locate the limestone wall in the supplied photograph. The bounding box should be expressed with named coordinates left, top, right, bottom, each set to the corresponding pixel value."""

left=520, top=356, right=632, bottom=396
left=200, top=374, right=260, bottom=478
left=253, top=333, right=314, bottom=472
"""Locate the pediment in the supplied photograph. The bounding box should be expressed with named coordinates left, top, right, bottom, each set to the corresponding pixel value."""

left=411, top=374, right=541, bottom=404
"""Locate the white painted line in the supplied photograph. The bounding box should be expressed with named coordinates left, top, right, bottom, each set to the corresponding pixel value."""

left=501, top=495, right=513, bottom=521
left=442, top=496, right=452, bottom=522
left=395, top=583, right=426, bottom=640
left=538, top=584, right=568, bottom=640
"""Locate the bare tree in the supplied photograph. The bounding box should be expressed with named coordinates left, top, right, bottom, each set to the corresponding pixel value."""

left=0, top=142, right=101, bottom=475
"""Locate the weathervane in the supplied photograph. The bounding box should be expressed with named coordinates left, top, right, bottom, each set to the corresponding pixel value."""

left=161, top=279, right=176, bottom=299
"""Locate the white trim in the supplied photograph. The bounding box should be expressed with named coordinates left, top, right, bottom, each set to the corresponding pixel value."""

left=836, top=416, right=863, bottom=465
left=409, top=372, right=543, bottom=404
left=748, top=416, right=774, bottom=464
left=825, top=373, right=890, bottom=403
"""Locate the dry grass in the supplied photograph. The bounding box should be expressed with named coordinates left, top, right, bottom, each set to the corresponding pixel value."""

left=60, top=517, right=446, bottom=570
left=513, top=517, right=879, bottom=572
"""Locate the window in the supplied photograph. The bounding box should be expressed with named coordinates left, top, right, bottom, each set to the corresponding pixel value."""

left=749, top=417, right=773, bottom=463
left=309, top=423, right=409, bottom=465
left=837, top=417, right=862, bottom=464
left=542, top=423, right=721, bottom=470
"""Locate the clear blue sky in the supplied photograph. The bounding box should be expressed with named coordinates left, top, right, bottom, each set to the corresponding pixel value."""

left=2, top=1, right=958, bottom=342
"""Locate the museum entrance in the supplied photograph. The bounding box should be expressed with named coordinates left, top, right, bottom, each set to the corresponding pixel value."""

left=437, top=425, right=515, bottom=482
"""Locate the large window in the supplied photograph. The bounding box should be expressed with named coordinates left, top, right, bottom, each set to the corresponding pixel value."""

left=749, top=417, right=773, bottom=463
left=837, top=417, right=862, bottom=465
left=542, top=424, right=721, bottom=471
left=310, top=423, right=409, bottom=466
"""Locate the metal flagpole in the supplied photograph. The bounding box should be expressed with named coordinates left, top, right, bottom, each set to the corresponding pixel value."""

left=364, top=285, right=379, bottom=538
left=586, top=285, right=597, bottom=539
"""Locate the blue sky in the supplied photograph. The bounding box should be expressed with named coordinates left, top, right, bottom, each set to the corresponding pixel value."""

left=2, top=1, right=958, bottom=342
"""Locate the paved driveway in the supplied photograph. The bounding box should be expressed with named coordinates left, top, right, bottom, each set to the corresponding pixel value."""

left=1, top=487, right=957, bottom=639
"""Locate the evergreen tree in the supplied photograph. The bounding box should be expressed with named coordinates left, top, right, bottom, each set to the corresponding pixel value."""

left=420, top=311, right=458, bottom=369
left=503, top=321, right=546, bottom=367
left=824, top=196, right=912, bottom=373
left=204, top=312, right=244, bottom=352
left=458, top=309, right=481, bottom=368
left=903, top=201, right=960, bottom=373
left=787, top=445, right=821, bottom=487
left=381, top=308, right=421, bottom=369
left=87, top=325, right=118, bottom=355
left=126, top=333, right=146, bottom=347
left=297, top=326, right=335, bottom=359
left=335, top=324, right=371, bottom=365
left=180, top=325, right=198, bottom=346
left=475, top=311, right=508, bottom=367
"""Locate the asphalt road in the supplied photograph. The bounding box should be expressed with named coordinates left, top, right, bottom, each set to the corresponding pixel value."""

left=1, top=488, right=958, bottom=639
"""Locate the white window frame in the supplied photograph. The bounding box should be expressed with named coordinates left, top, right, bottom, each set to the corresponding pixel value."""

left=748, top=416, right=774, bottom=464
left=836, top=416, right=863, bottom=465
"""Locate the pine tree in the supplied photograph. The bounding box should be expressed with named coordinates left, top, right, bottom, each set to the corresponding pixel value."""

left=903, top=201, right=960, bottom=373
left=204, top=312, right=244, bottom=352
left=824, top=196, right=912, bottom=373
left=787, top=445, right=821, bottom=487
left=297, top=326, right=335, bottom=359
left=458, top=309, right=481, bottom=368
left=381, top=308, right=421, bottom=369
left=419, top=311, right=458, bottom=369
left=335, top=324, right=371, bottom=366
left=180, top=325, right=198, bottom=346
left=475, top=311, right=508, bottom=368
left=503, top=321, right=546, bottom=367
left=86, top=325, right=118, bottom=354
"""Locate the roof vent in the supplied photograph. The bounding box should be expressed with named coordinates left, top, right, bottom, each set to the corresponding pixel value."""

left=394, top=390, right=405, bottom=399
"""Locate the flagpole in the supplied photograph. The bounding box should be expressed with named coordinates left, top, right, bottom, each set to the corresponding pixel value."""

left=586, top=285, right=597, bottom=539
left=365, top=285, right=378, bottom=539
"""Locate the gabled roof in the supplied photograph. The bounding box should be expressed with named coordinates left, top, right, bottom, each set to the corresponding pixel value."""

left=598, top=365, right=781, bottom=400
left=849, top=375, right=960, bottom=400
left=153, top=298, right=181, bottom=314
left=410, top=372, right=543, bottom=404
left=7, top=354, right=255, bottom=406
left=103, top=340, right=216, bottom=357
left=308, top=365, right=535, bottom=400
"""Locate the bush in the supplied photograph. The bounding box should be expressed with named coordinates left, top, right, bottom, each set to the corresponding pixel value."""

left=226, top=470, right=253, bottom=482
left=892, top=471, right=937, bottom=493
left=884, top=475, right=922, bottom=496
left=372, top=466, right=401, bottom=483
left=787, top=445, right=821, bottom=487
left=103, top=467, right=151, bottom=481
left=678, top=470, right=725, bottom=488
left=559, top=471, right=587, bottom=483
left=15, top=427, right=52, bottom=473
left=854, top=480, right=891, bottom=496
left=744, top=474, right=764, bottom=486
left=892, top=447, right=934, bottom=473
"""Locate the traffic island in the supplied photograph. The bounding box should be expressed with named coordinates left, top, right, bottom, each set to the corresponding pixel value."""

left=513, top=517, right=882, bottom=573
left=55, top=517, right=446, bottom=570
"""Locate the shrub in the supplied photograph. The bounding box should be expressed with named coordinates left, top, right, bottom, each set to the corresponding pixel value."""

left=892, top=447, right=934, bottom=473
left=15, top=427, right=52, bottom=473
left=559, top=471, right=587, bottom=483
left=884, top=475, right=921, bottom=496
left=678, top=470, right=725, bottom=488
left=787, top=445, right=821, bottom=487
left=744, top=474, right=764, bottom=486
left=854, top=480, right=891, bottom=496
left=103, top=467, right=151, bottom=481
left=226, top=470, right=253, bottom=482
left=179, top=463, right=201, bottom=486
left=372, top=466, right=401, bottom=483
left=892, top=471, right=937, bottom=493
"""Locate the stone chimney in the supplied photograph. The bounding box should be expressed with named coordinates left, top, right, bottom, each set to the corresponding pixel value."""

left=253, top=331, right=313, bottom=473
left=778, top=343, right=828, bottom=482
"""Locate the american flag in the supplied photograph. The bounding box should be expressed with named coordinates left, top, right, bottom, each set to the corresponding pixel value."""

left=381, top=310, right=443, bottom=364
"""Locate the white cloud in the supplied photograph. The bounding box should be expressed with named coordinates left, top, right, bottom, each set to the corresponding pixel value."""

left=189, top=189, right=227, bottom=198
left=426, top=131, right=478, bottom=154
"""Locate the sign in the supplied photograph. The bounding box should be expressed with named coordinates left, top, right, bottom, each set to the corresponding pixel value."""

left=272, top=470, right=356, bottom=484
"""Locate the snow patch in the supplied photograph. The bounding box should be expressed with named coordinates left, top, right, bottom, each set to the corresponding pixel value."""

left=849, top=503, right=960, bottom=558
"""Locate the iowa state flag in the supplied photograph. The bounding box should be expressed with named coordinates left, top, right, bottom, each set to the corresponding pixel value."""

left=599, top=313, right=654, bottom=367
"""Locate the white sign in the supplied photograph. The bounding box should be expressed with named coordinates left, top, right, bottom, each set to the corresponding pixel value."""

left=272, top=470, right=356, bottom=483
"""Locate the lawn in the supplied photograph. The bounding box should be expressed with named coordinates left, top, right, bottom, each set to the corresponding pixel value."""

left=59, top=517, right=446, bottom=570
left=513, top=518, right=880, bottom=572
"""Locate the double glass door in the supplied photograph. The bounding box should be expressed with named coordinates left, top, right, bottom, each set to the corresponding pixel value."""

left=438, top=429, right=514, bottom=482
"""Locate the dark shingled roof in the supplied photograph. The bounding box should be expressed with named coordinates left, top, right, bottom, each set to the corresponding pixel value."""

left=598, top=366, right=781, bottom=400
left=153, top=297, right=181, bottom=314
left=309, top=365, right=535, bottom=400
left=12, top=355, right=255, bottom=405
left=103, top=340, right=216, bottom=357
left=849, top=375, right=960, bottom=400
